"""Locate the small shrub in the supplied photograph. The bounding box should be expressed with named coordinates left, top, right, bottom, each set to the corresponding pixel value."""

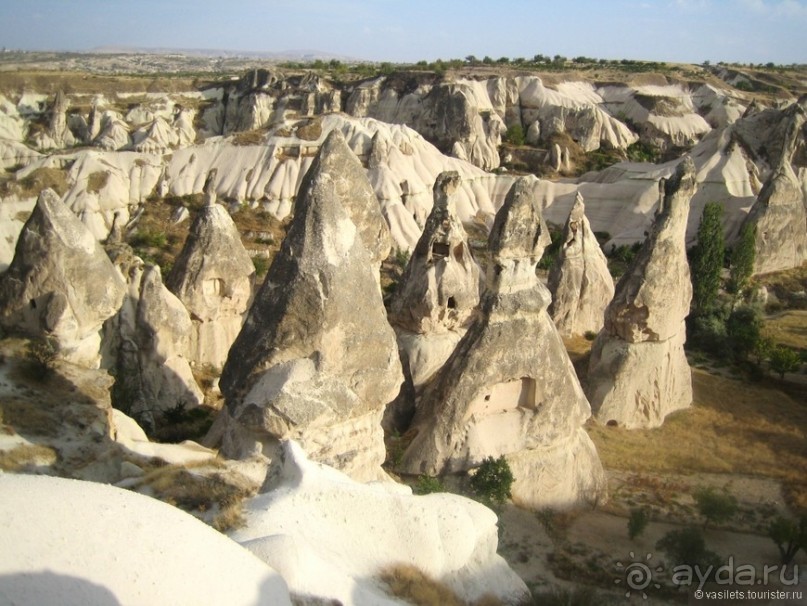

left=470, top=455, right=514, bottom=507
left=394, top=248, right=411, bottom=268
left=694, top=486, right=738, bottom=529
left=656, top=526, right=720, bottom=569
left=414, top=475, right=445, bottom=495
left=686, top=310, right=728, bottom=357
left=24, top=337, right=59, bottom=381
left=130, top=229, right=167, bottom=249
left=537, top=226, right=563, bottom=270
left=768, top=345, right=801, bottom=379
left=768, top=515, right=807, bottom=565
left=503, top=123, right=526, bottom=146
left=252, top=255, right=270, bottom=277
left=583, top=330, right=598, bottom=341
left=628, top=508, right=650, bottom=540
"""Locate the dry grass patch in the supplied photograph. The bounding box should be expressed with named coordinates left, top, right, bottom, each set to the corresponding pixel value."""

left=378, top=564, right=469, bottom=606
left=2, top=166, right=70, bottom=198
left=0, top=398, right=61, bottom=437
left=137, top=462, right=254, bottom=526
left=0, top=444, right=58, bottom=471
left=588, top=368, right=807, bottom=510
left=295, top=118, right=322, bottom=141
left=86, top=170, right=109, bottom=194
left=231, top=129, right=267, bottom=146
left=764, top=310, right=807, bottom=351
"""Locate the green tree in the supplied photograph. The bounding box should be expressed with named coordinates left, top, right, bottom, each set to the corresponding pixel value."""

left=503, top=123, right=525, bottom=146
left=656, top=527, right=720, bottom=568
left=768, top=345, right=801, bottom=379
left=726, top=306, right=761, bottom=360
left=728, top=221, right=756, bottom=294
left=689, top=202, right=725, bottom=315
left=768, top=515, right=807, bottom=565
left=470, top=456, right=514, bottom=507
left=694, top=487, right=738, bottom=529
left=628, top=508, right=650, bottom=540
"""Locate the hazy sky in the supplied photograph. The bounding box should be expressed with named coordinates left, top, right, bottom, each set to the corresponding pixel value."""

left=0, top=0, right=805, bottom=64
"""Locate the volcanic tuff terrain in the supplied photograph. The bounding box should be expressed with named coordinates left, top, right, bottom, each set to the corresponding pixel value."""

left=1, top=54, right=806, bottom=605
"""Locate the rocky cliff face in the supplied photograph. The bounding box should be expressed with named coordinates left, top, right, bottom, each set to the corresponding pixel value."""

left=742, top=107, right=807, bottom=275
left=166, top=174, right=256, bottom=369
left=0, top=188, right=126, bottom=366
left=398, top=177, right=606, bottom=509
left=548, top=193, right=615, bottom=336
left=216, top=138, right=402, bottom=482
left=586, top=158, right=696, bottom=429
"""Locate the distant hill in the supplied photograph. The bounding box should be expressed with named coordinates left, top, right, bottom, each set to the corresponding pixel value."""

left=89, top=46, right=364, bottom=62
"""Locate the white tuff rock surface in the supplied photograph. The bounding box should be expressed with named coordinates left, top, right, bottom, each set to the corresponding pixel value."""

left=387, top=171, right=482, bottom=430
left=743, top=106, right=807, bottom=275
left=548, top=192, right=615, bottom=336
left=0, top=473, right=291, bottom=606
left=166, top=176, right=256, bottom=369
left=216, top=137, right=403, bottom=482
left=399, top=177, right=606, bottom=508
left=231, top=441, right=530, bottom=605
left=587, top=157, right=696, bottom=428
left=0, top=189, right=126, bottom=367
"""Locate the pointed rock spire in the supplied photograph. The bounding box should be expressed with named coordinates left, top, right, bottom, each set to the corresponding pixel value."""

left=385, top=171, right=482, bottom=431
left=548, top=192, right=615, bottom=336
left=166, top=187, right=255, bottom=368
left=390, top=171, right=481, bottom=335
left=398, top=176, right=606, bottom=509
left=743, top=107, right=807, bottom=275
left=0, top=188, right=126, bottom=366
left=216, top=136, right=403, bottom=482
left=586, top=157, right=696, bottom=428
left=303, top=129, right=392, bottom=271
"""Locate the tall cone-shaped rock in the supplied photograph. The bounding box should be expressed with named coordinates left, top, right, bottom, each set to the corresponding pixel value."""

left=398, top=177, right=606, bottom=509
left=216, top=138, right=403, bottom=482
left=166, top=170, right=256, bottom=368
left=385, top=171, right=482, bottom=431
left=587, top=157, right=696, bottom=429
left=391, top=171, right=481, bottom=336
left=104, top=246, right=203, bottom=432
left=311, top=129, right=392, bottom=278
left=743, top=107, right=807, bottom=276
left=548, top=192, right=615, bottom=336
left=0, top=188, right=125, bottom=367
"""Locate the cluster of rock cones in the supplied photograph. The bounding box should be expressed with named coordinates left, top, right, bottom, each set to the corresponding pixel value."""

left=3, top=112, right=804, bottom=509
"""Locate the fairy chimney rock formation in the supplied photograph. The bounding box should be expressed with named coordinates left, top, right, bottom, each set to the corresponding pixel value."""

left=104, top=254, right=204, bottom=431
left=385, top=172, right=482, bottom=431
left=548, top=193, right=615, bottom=336
left=311, top=129, right=392, bottom=277
left=744, top=108, right=807, bottom=275
left=0, top=188, right=126, bottom=366
left=398, top=177, right=606, bottom=509
left=586, top=157, right=696, bottom=429
left=166, top=182, right=255, bottom=369
left=216, top=138, right=403, bottom=482
left=391, top=171, right=481, bottom=336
